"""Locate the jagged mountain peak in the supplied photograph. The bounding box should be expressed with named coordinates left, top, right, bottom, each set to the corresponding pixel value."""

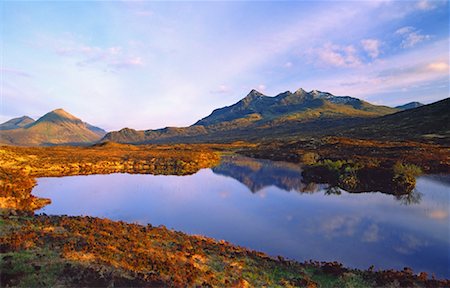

left=242, top=89, right=266, bottom=102
left=294, top=88, right=307, bottom=95
left=309, top=89, right=333, bottom=98
left=192, top=87, right=398, bottom=128
left=248, top=89, right=264, bottom=96
left=243, top=88, right=333, bottom=102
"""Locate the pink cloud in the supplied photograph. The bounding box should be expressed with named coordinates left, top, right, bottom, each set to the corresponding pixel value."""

left=314, top=43, right=362, bottom=67
left=361, top=39, right=381, bottom=59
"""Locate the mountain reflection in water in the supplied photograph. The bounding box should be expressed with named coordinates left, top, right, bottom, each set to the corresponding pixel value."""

left=213, top=155, right=319, bottom=193
left=213, top=155, right=424, bottom=204
left=33, top=155, right=450, bottom=278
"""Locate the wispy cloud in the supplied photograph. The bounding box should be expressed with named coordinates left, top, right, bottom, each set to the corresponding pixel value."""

left=342, top=59, right=447, bottom=94
left=394, top=234, right=428, bottom=255
left=210, top=84, right=231, bottom=94
left=313, top=43, right=362, bottom=68
left=298, top=38, right=449, bottom=104
left=319, top=215, right=361, bottom=238
left=361, top=39, right=381, bottom=59
left=416, top=0, right=437, bottom=11
left=362, top=223, right=381, bottom=242
left=395, top=26, right=431, bottom=48
left=49, top=36, right=145, bottom=71
left=374, top=0, right=443, bottom=20
left=2, top=1, right=448, bottom=129
left=256, top=84, right=266, bottom=92
left=1, top=68, right=32, bottom=78
left=426, top=61, right=449, bottom=72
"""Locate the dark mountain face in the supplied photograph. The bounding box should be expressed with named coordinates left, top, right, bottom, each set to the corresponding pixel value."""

left=0, top=109, right=106, bottom=146
left=0, top=116, right=35, bottom=130
left=341, top=98, right=450, bottom=143
left=395, top=102, right=424, bottom=110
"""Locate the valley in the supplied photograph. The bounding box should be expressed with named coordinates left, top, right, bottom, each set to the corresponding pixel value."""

left=1, top=89, right=449, bottom=287
left=3, top=1, right=449, bottom=286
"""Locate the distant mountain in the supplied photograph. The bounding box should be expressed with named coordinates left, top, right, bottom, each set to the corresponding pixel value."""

left=395, top=102, right=424, bottom=110
left=0, top=109, right=106, bottom=146
left=103, top=126, right=208, bottom=144
left=0, top=116, right=35, bottom=130
left=340, top=98, right=449, bottom=143
left=103, top=88, right=398, bottom=144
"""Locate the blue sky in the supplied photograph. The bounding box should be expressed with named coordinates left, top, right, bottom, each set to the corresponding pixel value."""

left=1, top=0, right=448, bottom=131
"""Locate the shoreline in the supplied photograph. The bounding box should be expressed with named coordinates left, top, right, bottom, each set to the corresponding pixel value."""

left=2, top=213, right=449, bottom=287
left=1, top=141, right=449, bottom=286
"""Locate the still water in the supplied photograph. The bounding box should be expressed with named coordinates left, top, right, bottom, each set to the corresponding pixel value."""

left=32, top=156, right=450, bottom=278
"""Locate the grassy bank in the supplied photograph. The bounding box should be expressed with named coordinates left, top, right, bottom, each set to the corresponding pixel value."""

left=0, top=142, right=222, bottom=178
left=0, top=143, right=220, bottom=212
left=2, top=214, right=448, bottom=287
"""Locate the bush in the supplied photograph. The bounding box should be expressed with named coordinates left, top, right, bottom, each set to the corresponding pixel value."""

left=392, top=162, right=422, bottom=194
left=319, top=159, right=346, bottom=172
left=393, top=162, right=422, bottom=178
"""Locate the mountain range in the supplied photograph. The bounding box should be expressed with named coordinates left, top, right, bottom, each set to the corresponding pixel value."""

left=0, top=109, right=106, bottom=146
left=1, top=88, right=447, bottom=146
left=102, top=89, right=402, bottom=144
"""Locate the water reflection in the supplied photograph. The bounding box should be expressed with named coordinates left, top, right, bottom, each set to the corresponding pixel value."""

left=32, top=156, right=450, bottom=278
left=214, top=155, right=424, bottom=204
left=212, top=155, right=319, bottom=193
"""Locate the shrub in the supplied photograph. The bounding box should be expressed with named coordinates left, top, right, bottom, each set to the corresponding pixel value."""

left=393, top=162, right=422, bottom=178
left=319, top=159, right=346, bottom=172
left=392, top=162, right=422, bottom=194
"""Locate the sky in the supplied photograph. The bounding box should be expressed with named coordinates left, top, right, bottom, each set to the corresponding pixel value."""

left=1, top=0, right=449, bottom=131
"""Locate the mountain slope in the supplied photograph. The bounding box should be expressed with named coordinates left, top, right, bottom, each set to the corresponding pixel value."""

left=103, top=88, right=399, bottom=144
left=0, top=116, right=35, bottom=130
left=0, top=109, right=106, bottom=146
left=195, top=89, right=396, bottom=128
left=340, top=98, right=450, bottom=143
left=395, top=102, right=424, bottom=110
